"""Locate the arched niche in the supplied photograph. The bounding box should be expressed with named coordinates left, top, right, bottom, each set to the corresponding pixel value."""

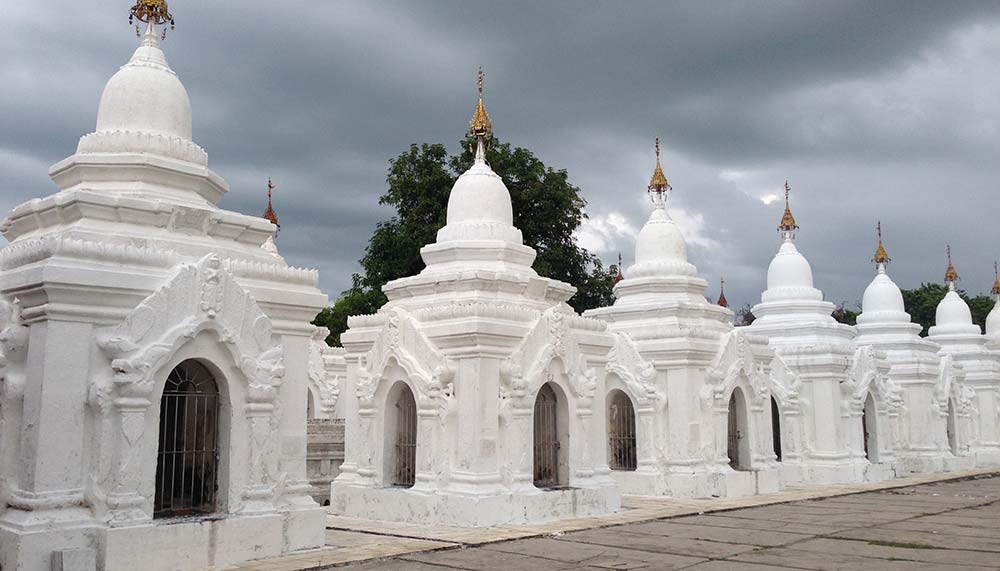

left=863, top=392, right=879, bottom=462
left=384, top=381, right=417, bottom=488
left=154, top=359, right=221, bottom=518
left=727, top=387, right=751, bottom=471
left=533, top=382, right=569, bottom=488
left=607, top=389, right=636, bottom=471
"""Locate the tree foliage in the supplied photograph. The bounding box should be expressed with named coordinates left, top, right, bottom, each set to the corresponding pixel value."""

left=314, top=138, right=616, bottom=345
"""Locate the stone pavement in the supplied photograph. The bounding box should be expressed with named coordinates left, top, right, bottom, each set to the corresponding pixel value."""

left=207, top=468, right=1000, bottom=570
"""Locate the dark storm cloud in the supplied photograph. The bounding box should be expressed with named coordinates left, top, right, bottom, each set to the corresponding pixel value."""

left=3, top=1, right=1000, bottom=311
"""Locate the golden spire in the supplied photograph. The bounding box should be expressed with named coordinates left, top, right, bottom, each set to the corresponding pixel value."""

left=129, top=0, right=175, bottom=39
left=872, top=220, right=890, bottom=266
left=717, top=277, right=729, bottom=308
left=467, top=68, right=493, bottom=141
left=648, top=137, right=671, bottom=194
left=992, top=260, right=1000, bottom=296
left=944, top=244, right=959, bottom=284
left=613, top=252, right=624, bottom=285
left=263, top=178, right=279, bottom=233
left=777, top=181, right=798, bottom=233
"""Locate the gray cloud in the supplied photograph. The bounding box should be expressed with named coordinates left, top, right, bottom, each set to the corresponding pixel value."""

left=3, top=1, right=1000, bottom=313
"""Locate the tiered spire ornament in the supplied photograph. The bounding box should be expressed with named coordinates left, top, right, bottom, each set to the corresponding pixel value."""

left=263, top=178, right=280, bottom=233
left=467, top=68, right=493, bottom=161
left=648, top=138, right=672, bottom=208
left=129, top=0, right=175, bottom=40
left=944, top=245, right=959, bottom=289
left=992, top=261, right=1000, bottom=300
left=717, top=277, right=729, bottom=308
left=872, top=220, right=890, bottom=271
left=613, top=252, right=624, bottom=284
left=777, top=181, right=798, bottom=239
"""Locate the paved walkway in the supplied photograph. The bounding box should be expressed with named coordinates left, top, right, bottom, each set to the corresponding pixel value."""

left=211, top=469, right=1000, bottom=570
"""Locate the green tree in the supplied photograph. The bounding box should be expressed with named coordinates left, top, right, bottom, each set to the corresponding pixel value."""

left=832, top=301, right=860, bottom=326
left=900, top=282, right=993, bottom=336
left=314, top=138, right=616, bottom=346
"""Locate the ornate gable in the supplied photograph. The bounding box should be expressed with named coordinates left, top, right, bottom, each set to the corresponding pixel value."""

left=706, top=329, right=769, bottom=405
left=606, top=332, right=660, bottom=406
left=307, top=329, right=341, bottom=417
left=356, top=307, right=452, bottom=407
left=505, top=306, right=598, bottom=400
left=96, top=254, right=283, bottom=401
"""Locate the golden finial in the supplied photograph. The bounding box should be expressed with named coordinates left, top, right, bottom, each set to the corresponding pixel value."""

left=263, top=178, right=279, bottom=233
left=717, top=277, right=729, bottom=308
left=872, top=220, right=890, bottom=266
left=467, top=68, right=493, bottom=141
left=613, top=252, right=624, bottom=284
left=648, top=137, right=671, bottom=194
left=992, top=261, right=1000, bottom=296
left=778, top=181, right=799, bottom=233
left=944, top=245, right=959, bottom=284
left=129, top=0, right=175, bottom=39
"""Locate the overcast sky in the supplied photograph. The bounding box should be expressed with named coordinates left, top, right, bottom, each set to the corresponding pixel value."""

left=4, top=1, right=1000, bottom=310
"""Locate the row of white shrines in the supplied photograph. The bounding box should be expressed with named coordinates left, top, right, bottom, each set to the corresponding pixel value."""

left=2, top=12, right=1000, bottom=571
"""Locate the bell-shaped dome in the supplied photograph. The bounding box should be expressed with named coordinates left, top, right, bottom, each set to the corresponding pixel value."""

left=95, top=27, right=191, bottom=140
left=628, top=205, right=695, bottom=278
left=930, top=289, right=981, bottom=336
left=436, top=141, right=521, bottom=244
left=764, top=238, right=817, bottom=295
left=75, top=23, right=206, bottom=165
left=987, top=301, right=1000, bottom=337
left=862, top=272, right=904, bottom=314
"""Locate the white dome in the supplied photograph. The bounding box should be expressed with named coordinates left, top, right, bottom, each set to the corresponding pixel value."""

left=635, top=207, right=685, bottom=264
left=985, top=301, right=1000, bottom=336
left=859, top=270, right=906, bottom=317
left=766, top=239, right=814, bottom=290
left=929, top=289, right=981, bottom=336
left=94, top=29, right=192, bottom=141
left=627, top=206, right=696, bottom=278
left=436, top=149, right=521, bottom=243
left=936, top=290, right=973, bottom=327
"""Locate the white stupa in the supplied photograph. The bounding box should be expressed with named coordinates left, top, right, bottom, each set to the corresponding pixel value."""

left=928, top=249, right=1000, bottom=464
left=985, top=263, right=1000, bottom=348
left=855, top=225, right=969, bottom=472
left=749, top=184, right=897, bottom=485
left=0, top=4, right=328, bottom=569
left=585, top=141, right=777, bottom=498
left=331, top=72, right=619, bottom=526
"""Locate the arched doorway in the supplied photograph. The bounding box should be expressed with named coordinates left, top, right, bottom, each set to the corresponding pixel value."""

left=533, top=383, right=567, bottom=488
left=770, top=396, right=782, bottom=462
left=862, top=393, right=878, bottom=462
left=386, top=382, right=417, bottom=488
left=607, top=390, right=636, bottom=471
left=727, top=388, right=751, bottom=471
left=154, top=360, right=220, bottom=518
left=947, top=398, right=958, bottom=455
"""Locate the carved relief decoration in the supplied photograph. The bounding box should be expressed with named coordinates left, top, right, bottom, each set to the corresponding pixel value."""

left=307, top=329, right=341, bottom=416
left=96, top=254, right=285, bottom=401
left=844, top=346, right=902, bottom=416
left=356, top=307, right=452, bottom=410
left=605, top=332, right=660, bottom=406
left=705, top=330, right=769, bottom=406
left=505, top=306, right=597, bottom=401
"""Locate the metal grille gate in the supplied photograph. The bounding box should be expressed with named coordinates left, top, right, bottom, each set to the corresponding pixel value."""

left=862, top=408, right=871, bottom=460
left=608, top=392, right=637, bottom=471
left=771, top=396, right=782, bottom=462
left=154, top=360, right=219, bottom=518
left=533, top=384, right=559, bottom=488
left=392, top=388, right=417, bottom=487
left=727, top=394, right=741, bottom=470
